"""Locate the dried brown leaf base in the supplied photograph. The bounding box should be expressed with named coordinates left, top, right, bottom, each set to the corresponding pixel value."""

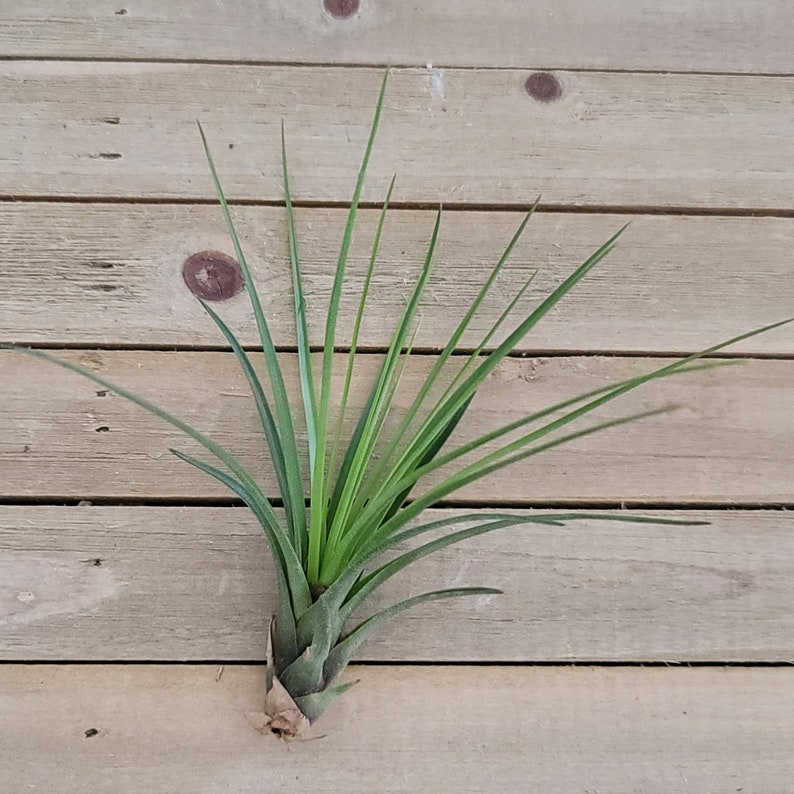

left=245, top=683, right=310, bottom=740
left=245, top=617, right=312, bottom=739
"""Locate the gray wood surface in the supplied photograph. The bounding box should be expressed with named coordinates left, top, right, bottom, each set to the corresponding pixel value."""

left=2, top=664, right=792, bottom=793
left=2, top=202, right=792, bottom=354
left=2, top=64, right=792, bottom=209
left=2, top=506, right=792, bottom=662
left=1, top=1, right=791, bottom=73
left=2, top=351, right=792, bottom=503
left=2, top=4, right=792, bottom=781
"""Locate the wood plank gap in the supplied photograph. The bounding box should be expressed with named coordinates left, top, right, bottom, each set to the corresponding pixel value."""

left=1, top=55, right=793, bottom=79
left=3, top=194, right=794, bottom=218
left=2, top=496, right=792, bottom=511
left=1, top=660, right=791, bottom=668
left=8, top=342, right=794, bottom=361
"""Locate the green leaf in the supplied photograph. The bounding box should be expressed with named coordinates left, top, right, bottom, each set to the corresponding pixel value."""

left=341, top=510, right=709, bottom=622
left=169, top=448, right=311, bottom=618
left=323, top=587, right=501, bottom=687
left=278, top=595, right=337, bottom=697
left=326, top=174, right=397, bottom=520
left=322, top=208, right=442, bottom=566
left=197, top=121, right=307, bottom=564
left=355, top=201, right=540, bottom=511
left=307, top=69, right=391, bottom=584
left=282, top=121, right=319, bottom=480
left=197, top=299, right=303, bottom=558
left=334, top=405, right=675, bottom=572
left=294, top=679, right=360, bottom=724
left=0, top=347, right=313, bottom=618
left=377, top=393, right=475, bottom=527
left=331, top=316, right=793, bottom=571
left=380, top=226, right=627, bottom=491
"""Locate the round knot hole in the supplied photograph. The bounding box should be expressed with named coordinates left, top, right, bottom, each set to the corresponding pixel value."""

left=182, top=251, right=243, bottom=302
left=525, top=72, right=563, bottom=103
left=323, top=0, right=360, bottom=18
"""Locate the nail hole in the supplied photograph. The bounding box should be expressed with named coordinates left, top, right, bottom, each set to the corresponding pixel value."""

left=115, top=8, right=127, bottom=14
left=102, top=116, right=120, bottom=125
left=95, top=390, right=109, bottom=397
left=95, top=426, right=110, bottom=433
left=87, top=260, right=115, bottom=270
left=183, top=251, right=244, bottom=302
left=88, top=284, right=119, bottom=292
left=94, top=152, right=123, bottom=160
left=92, top=558, right=103, bottom=567
left=323, top=0, right=360, bottom=18
left=525, top=72, right=563, bottom=103
left=84, top=728, right=99, bottom=738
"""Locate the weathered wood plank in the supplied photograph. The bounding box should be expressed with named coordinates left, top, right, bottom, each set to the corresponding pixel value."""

left=1, top=665, right=792, bottom=793
left=3, top=351, right=792, bottom=503
left=1, top=1, right=791, bottom=74
left=1, top=506, right=792, bottom=661
left=2, top=64, right=792, bottom=209
left=2, top=203, right=792, bottom=354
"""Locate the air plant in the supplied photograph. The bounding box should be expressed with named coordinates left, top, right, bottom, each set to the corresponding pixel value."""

left=4, top=72, right=790, bottom=738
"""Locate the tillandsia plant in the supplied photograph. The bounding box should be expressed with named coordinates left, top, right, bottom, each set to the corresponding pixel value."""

left=3, top=72, right=791, bottom=738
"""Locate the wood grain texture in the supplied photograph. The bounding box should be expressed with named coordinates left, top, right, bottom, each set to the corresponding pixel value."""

left=2, top=64, right=792, bottom=209
left=1, top=506, right=792, bottom=662
left=1, top=1, right=792, bottom=74
left=1, top=665, right=792, bottom=793
left=2, top=202, right=793, bottom=354
left=2, top=350, right=792, bottom=503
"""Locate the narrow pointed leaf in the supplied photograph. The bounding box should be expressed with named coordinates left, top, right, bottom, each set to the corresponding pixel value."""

left=341, top=510, right=709, bottom=621
left=197, top=122, right=307, bottom=560
left=169, top=448, right=311, bottom=618
left=324, top=208, right=441, bottom=561
left=282, top=121, right=319, bottom=477
left=355, top=205, right=540, bottom=515
left=378, top=393, right=475, bottom=526
left=323, top=587, right=501, bottom=686
left=386, top=226, right=626, bottom=485
left=307, top=70, right=391, bottom=583
left=334, top=405, right=675, bottom=572
left=279, top=597, right=338, bottom=697
left=327, top=174, right=398, bottom=496
left=335, top=316, right=793, bottom=567
left=197, top=299, right=302, bottom=556
left=294, top=679, right=360, bottom=724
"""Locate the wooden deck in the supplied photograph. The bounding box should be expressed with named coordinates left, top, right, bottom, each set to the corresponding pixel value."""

left=1, top=3, right=792, bottom=791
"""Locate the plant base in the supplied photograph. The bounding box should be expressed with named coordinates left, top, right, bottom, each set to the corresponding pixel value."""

left=247, top=616, right=311, bottom=739
left=262, top=674, right=311, bottom=739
